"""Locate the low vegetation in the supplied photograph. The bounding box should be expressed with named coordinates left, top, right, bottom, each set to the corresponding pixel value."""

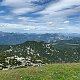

left=0, top=63, right=80, bottom=80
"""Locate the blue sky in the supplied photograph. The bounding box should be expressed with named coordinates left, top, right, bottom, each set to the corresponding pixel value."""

left=0, top=0, right=80, bottom=33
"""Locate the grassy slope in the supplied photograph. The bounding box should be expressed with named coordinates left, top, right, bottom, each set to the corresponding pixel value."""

left=0, top=63, right=80, bottom=80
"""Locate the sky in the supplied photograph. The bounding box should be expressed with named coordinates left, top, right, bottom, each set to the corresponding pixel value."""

left=0, top=0, right=80, bottom=33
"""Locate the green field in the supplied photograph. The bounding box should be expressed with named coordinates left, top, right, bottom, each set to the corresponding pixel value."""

left=0, top=63, right=80, bottom=80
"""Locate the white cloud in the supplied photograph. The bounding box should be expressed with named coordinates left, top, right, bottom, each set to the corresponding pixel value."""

left=38, top=0, right=80, bottom=21
left=0, top=15, right=14, bottom=20
left=12, top=8, right=33, bottom=15
left=0, top=23, right=56, bottom=31
left=64, top=21, right=70, bottom=23
left=2, top=0, right=28, bottom=7
left=18, top=17, right=28, bottom=21
left=0, top=22, right=80, bottom=33
left=40, top=0, right=80, bottom=14
left=35, top=0, right=80, bottom=33
left=0, top=23, right=36, bottom=30
left=0, top=0, right=80, bottom=33
left=2, top=0, right=41, bottom=15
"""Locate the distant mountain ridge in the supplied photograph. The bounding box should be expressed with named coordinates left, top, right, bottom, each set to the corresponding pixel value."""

left=0, top=31, right=80, bottom=45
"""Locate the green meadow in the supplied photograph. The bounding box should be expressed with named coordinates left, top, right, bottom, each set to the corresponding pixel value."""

left=0, top=63, right=80, bottom=80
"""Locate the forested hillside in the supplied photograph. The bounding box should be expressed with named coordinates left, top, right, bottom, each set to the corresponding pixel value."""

left=0, top=40, right=80, bottom=69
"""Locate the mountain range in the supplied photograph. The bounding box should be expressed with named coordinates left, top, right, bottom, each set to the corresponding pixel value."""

left=0, top=31, right=80, bottom=45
